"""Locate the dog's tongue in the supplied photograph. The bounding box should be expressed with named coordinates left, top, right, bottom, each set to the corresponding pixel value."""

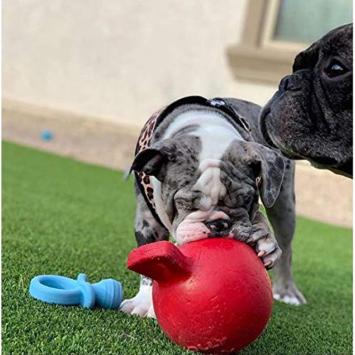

left=175, top=220, right=210, bottom=245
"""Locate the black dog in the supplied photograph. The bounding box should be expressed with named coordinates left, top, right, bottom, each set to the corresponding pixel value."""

left=260, top=24, right=353, bottom=177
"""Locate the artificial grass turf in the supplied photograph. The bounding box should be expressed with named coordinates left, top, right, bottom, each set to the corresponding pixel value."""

left=2, top=141, right=352, bottom=354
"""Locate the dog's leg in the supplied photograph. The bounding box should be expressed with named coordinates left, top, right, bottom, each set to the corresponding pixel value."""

left=120, top=185, right=169, bottom=318
left=265, top=161, right=307, bottom=305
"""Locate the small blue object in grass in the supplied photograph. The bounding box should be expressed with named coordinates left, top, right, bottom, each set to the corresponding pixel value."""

left=29, top=273, right=123, bottom=309
left=40, top=130, right=54, bottom=141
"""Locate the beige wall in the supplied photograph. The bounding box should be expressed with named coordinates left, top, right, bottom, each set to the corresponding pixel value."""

left=3, top=0, right=277, bottom=128
left=2, top=1, right=352, bottom=227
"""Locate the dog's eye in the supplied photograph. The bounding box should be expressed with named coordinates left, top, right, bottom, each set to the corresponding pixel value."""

left=324, top=60, right=348, bottom=78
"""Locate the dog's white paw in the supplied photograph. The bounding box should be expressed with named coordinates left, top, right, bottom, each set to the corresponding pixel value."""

left=273, top=284, right=307, bottom=306
left=257, top=240, right=282, bottom=269
left=120, top=285, right=156, bottom=318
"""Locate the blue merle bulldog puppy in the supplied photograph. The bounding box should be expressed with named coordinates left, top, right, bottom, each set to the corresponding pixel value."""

left=120, top=96, right=302, bottom=318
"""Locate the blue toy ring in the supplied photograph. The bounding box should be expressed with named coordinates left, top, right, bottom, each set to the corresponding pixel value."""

left=29, top=273, right=123, bottom=309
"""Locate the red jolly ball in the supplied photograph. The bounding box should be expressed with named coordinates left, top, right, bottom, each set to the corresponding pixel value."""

left=127, top=238, right=272, bottom=353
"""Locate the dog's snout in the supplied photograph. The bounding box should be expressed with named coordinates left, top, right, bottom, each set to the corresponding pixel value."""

left=205, top=219, right=231, bottom=234
left=279, top=75, right=293, bottom=92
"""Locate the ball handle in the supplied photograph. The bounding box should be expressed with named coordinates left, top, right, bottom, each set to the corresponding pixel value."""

left=127, top=241, right=192, bottom=283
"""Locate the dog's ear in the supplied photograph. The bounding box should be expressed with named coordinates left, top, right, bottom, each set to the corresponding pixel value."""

left=292, top=40, right=319, bottom=72
left=131, top=148, right=166, bottom=176
left=130, top=140, right=175, bottom=181
left=244, top=142, right=285, bottom=208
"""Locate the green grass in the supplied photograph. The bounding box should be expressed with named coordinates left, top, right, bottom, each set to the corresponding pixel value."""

left=2, top=141, right=352, bottom=354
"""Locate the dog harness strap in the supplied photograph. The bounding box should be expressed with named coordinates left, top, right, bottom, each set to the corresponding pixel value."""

left=134, top=107, right=167, bottom=227
left=133, top=96, right=251, bottom=229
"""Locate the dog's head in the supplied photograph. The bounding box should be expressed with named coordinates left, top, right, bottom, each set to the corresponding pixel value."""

left=132, top=136, right=284, bottom=244
left=260, top=24, right=353, bottom=177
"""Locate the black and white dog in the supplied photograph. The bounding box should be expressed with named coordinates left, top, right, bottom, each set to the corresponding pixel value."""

left=121, top=96, right=303, bottom=318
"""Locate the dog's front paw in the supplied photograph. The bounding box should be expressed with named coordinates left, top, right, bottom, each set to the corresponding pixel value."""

left=231, top=223, right=252, bottom=242
left=247, top=224, right=282, bottom=269
left=120, top=286, right=156, bottom=318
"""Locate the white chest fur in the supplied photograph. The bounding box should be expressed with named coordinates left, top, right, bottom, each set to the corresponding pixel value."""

left=163, top=110, right=243, bottom=160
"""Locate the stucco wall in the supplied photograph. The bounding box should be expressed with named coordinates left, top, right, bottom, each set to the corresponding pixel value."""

left=3, top=0, right=277, bottom=128
left=3, top=1, right=352, bottom=227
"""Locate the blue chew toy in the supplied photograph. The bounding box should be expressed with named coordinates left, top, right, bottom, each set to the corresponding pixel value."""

left=29, top=273, right=122, bottom=309
left=40, top=130, right=54, bottom=141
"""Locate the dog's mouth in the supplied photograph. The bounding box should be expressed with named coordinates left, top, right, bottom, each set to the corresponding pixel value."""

left=205, top=218, right=232, bottom=237
left=259, top=107, right=276, bottom=149
left=175, top=210, right=231, bottom=245
left=260, top=106, right=304, bottom=161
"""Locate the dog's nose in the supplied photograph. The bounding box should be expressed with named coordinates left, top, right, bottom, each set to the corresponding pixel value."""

left=205, top=219, right=231, bottom=235
left=279, top=75, right=291, bottom=92
left=279, top=73, right=304, bottom=92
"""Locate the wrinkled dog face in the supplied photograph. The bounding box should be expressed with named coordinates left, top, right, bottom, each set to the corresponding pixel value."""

left=132, top=135, right=284, bottom=244
left=260, top=24, right=353, bottom=176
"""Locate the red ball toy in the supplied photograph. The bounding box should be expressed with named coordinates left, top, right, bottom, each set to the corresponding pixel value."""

left=127, top=238, right=272, bottom=353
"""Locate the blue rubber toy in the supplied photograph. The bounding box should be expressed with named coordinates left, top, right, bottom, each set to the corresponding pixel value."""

left=40, top=130, right=54, bottom=141
left=29, top=273, right=123, bottom=309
